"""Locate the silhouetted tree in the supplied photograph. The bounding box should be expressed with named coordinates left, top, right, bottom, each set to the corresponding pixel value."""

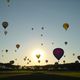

left=9, top=60, right=14, bottom=65
left=75, top=60, right=79, bottom=64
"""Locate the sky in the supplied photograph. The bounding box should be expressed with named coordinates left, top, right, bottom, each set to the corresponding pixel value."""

left=0, top=0, right=80, bottom=66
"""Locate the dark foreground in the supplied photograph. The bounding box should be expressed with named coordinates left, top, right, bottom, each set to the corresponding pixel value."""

left=0, top=72, right=80, bottom=80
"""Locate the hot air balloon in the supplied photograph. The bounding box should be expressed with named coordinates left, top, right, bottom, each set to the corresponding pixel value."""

left=63, top=60, right=65, bottom=64
left=2, top=21, right=8, bottom=35
left=41, top=27, right=44, bottom=30
left=64, top=55, right=66, bottom=57
left=45, top=60, right=48, bottom=63
left=75, top=60, right=79, bottom=64
left=5, top=49, right=8, bottom=53
left=31, top=27, right=34, bottom=30
left=52, top=42, right=54, bottom=45
left=2, top=55, right=4, bottom=57
left=41, top=34, right=43, bottom=37
left=26, top=56, right=27, bottom=58
left=38, top=60, right=40, bottom=63
left=24, top=58, right=26, bottom=61
left=64, top=41, right=68, bottom=45
left=41, top=43, right=43, bottom=46
left=2, top=21, right=8, bottom=29
left=27, top=62, right=29, bottom=64
left=63, top=23, right=69, bottom=30
left=16, top=44, right=20, bottom=49
left=4, top=31, right=8, bottom=35
left=29, top=60, right=31, bottom=62
left=6, top=0, right=10, bottom=7
left=24, top=56, right=27, bottom=61
left=27, top=58, right=29, bottom=61
left=15, top=58, right=17, bottom=61
left=15, top=50, right=17, bottom=52
left=53, top=48, right=64, bottom=61
left=77, top=56, right=80, bottom=60
left=7, top=0, right=10, bottom=3
left=2, top=50, right=4, bottom=52
left=73, top=53, right=75, bottom=56
left=36, top=54, right=40, bottom=59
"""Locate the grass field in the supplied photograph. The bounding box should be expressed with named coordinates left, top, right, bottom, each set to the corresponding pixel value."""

left=45, top=71, right=80, bottom=78
left=0, top=71, right=80, bottom=80
left=0, top=71, right=32, bottom=78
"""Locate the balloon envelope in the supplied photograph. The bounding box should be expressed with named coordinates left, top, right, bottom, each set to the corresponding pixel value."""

left=36, top=54, right=40, bottom=59
left=45, top=60, right=48, bottom=63
left=5, top=49, right=8, bottom=53
left=64, top=41, right=68, bottom=45
left=41, top=27, right=44, bottom=30
left=31, top=27, right=34, bottom=30
left=27, top=58, right=29, bottom=61
left=2, top=21, right=8, bottom=29
left=73, top=53, right=75, bottom=56
left=52, top=42, right=54, bottom=45
left=16, top=44, right=20, bottom=49
left=53, top=48, right=64, bottom=60
left=77, top=56, right=80, bottom=60
left=4, top=31, right=8, bottom=35
left=15, top=50, right=17, bottom=52
left=38, top=60, right=40, bottom=63
left=63, top=60, right=65, bottom=64
left=2, top=55, right=4, bottom=57
left=6, top=0, right=10, bottom=7
left=24, top=58, right=26, bottom=61
left=27, top=62, right=29, bottom=64
left=7, top=0, right=10, bottom=3
left=63, top=23, right=69, bottom=30
left=64, top=55, right=66, bottom=57
left=41, top=34, right=43, bottom=37
left=29, top=60, right=31, bottom=62
left=75, top=60, right=79, bottom=64
left=41, top=43, right=43, bottom=46
left=15, top=58, right=17, bottom=61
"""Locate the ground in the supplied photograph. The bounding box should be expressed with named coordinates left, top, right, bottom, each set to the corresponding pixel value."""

left=0, top=71, right=80, bottom=80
